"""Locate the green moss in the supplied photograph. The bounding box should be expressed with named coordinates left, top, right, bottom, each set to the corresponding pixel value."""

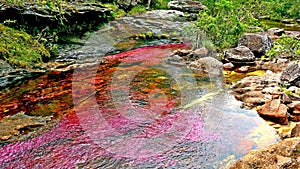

left=0, top=24, right=50, bottom=68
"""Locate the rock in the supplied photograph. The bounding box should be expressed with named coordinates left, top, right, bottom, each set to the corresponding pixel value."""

left=238, top=33, right=273, bottom=57
left=109, top=0, right=145, bottom=10
left=223, top=62, right=235, bottom=71
left=256, top=99, right=288, bottom=124
left=0, top=2, right=112, bottom=28
left=192, top=47, right=209, bottom=58
left=291, top=123, right=300, bottom=137
left=276, top=155, right=292, bottom=168
left=280, top=63, right=300, bottom=87
left=230, top=137, right=300, bottom=169
left=288, top=101, right=300, bottom=121
left=223, top=46, right=255, bottom=66
left=282, top=93, right=292, bottom=104
left=0, top=60, right=43, bottom=90
left=231, top=73, right=281, bottom=108
left=56, top=10, right=190, bottom=62
left=282, top=19, right=295, bottom=24
left=288, top=101, right=300, bottom=113
left=0, top=112, right=51, bottom=142
left=255, top=58, right=291, bottom=73
left=189, top=57, right=223, bottom=77
left=168, top=0, right=206, bottom=13
left=235, top=66, right=250, bottom=73
left=268, top=28, right=285, bottom=36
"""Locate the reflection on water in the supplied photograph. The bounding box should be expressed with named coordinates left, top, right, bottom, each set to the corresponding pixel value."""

left=0, top=44, right=278, bottom=168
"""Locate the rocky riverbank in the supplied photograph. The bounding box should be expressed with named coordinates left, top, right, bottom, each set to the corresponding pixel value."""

left=224, top=29, right=300, bottom=168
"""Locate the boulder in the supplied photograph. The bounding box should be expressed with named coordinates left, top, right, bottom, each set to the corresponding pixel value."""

left=223, top=62, right=235, bottom=71
left=189, top=57, right=223, bottom=77
left=192, top=47, right=210, bottom=58
left=291, top=123, right=300, bottom=137
left=223, top=46, right=255, bottom=66
left=280, top=63, right=300, bottom=87
left=238, top=33, right=273, bottom=57
left=256, top=99, right=288, bottom=124
left=231, top=72, right=281, bottom=108
left=230, top=137, right=300, bottom=169
left=168, top=0, right=206, bottom=13
left=268, top=28, right=285, bottom=36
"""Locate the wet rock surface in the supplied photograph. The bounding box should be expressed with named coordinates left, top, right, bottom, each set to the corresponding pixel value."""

left=0, top=112, right=51, bottom=143
left=0, top=60, right=43, bottom=90
left=56, top=10, right=190, bottom=63
left=230, top=137, right=300, bottom=169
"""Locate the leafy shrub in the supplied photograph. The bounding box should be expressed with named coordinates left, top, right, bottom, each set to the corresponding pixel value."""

left=265, top=36, right=300, bottom=59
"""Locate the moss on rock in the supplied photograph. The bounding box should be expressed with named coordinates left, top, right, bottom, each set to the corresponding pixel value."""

left=0, top=24, right=50, bottom=68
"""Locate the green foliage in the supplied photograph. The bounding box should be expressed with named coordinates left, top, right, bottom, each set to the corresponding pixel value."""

left=194, top=0, right=253, bottom=49
left=192, top=0, right=299, bottom=49
left=265, top=36, right=300, bottom=59
left=255, top=0, right=299, bottom=20
left=0, top=24, right=50, bottom=68
left=152, top=0, right=172, bottom=9
left=102, top=3, right=126, bottom=18
left=129, top=5, right=147, bottom=14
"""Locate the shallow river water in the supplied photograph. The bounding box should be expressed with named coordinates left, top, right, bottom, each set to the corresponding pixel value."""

left=0, top=43, right=279, bottom=168
left=0, top=10, right=280, bottom=169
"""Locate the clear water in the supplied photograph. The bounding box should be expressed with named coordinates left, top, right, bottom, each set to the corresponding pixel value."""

left=0, top=44, right=278, bottom=168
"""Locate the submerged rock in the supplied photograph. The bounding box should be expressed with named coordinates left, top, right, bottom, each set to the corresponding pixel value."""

left=0, top=112, right=51, bottom=142
left=230, top=137, right=300, bottom=169
left=238, top=33, right=273, bottom=57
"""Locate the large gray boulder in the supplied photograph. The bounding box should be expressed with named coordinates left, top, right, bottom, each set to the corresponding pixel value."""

left=238, top=33, right=273, bottom=57
left=223, top=46, right=255, bottom=66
